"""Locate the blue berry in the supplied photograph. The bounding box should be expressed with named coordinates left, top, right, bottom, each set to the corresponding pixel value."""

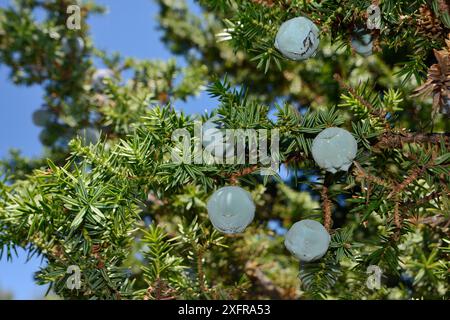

left=207, top=186, right=255, bottom=234
left=275, top=17, right=320, bottom=61
left=311, top=127, right=358, bottom=173
left=284, top=219, right=330, bottom=262
left=351, top=31, right=373, bottom=57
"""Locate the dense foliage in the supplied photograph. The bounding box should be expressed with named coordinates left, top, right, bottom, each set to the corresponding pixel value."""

left=0, top=0, right=449, bottom=300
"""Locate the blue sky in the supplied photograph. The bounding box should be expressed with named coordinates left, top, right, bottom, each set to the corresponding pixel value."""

left=0, top=0, right=215, bottom=299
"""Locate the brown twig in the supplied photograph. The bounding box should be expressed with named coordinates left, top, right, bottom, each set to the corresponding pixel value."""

left=353, top=161, right=392, bottom=188
left=393, top=201, right=402, bottom=229
left=321, top=174, right=333, bottom=231
left=333, top=73, right=387, bottom=120
left=250, top=0, right=274, bottom=7
left=244, top=261, right=293, bottom=299
left=438, top=0, right=449, bottom=15
left=387, top=165, right=428, bottom=199
left=144, top=278, right=176, bottom=300
left=403, top=191, right=448, bottom=209
left=391, top=197, right=403, bottom=241
left=197, top=248, right=207, bottom=293
left=353, top=160, right=427, bottom=240
left=374, top=132, right=450, bottom=150
left=91, top=244, right=106, bottom=269
left=321, top=187, right=332, bottom=231
left=228, top=165, right=259, bottom=185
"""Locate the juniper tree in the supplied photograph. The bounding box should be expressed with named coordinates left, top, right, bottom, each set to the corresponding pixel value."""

left=0, top=0, right=449, bottom=300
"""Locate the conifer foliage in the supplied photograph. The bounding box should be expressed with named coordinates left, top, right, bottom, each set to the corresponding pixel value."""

left=0, top=0, right=449, bottom=299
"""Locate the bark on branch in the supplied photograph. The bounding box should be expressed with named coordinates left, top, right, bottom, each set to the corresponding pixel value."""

left=245, top=261, right=294, bottom=299
left=374, top=132, right=450, bottom=150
